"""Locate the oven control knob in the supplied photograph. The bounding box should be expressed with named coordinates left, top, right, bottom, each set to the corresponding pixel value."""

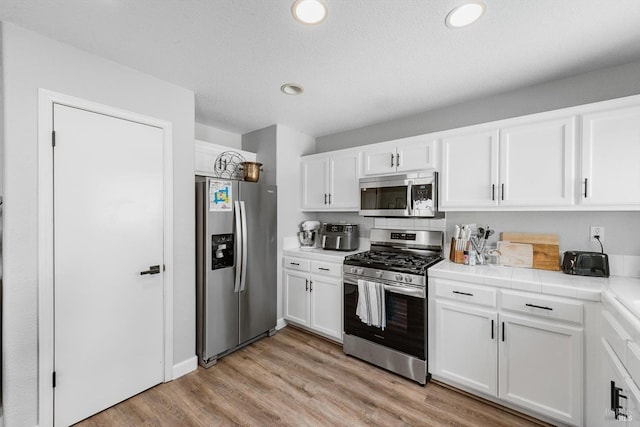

left=395, top=274, right=403, bottom=281
left=350, top=267, right=357, bottom=274
left=404, top=275, right=413, bottom=283
left=356, top=268, right=364, bottom=275
left=376, top=271, right=383, bottom=278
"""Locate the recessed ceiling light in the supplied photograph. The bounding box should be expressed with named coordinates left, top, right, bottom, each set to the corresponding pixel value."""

left=445, top=2, right=486, bottom=28
left=291, top=0, right=328, bottom=25
left=281, top=83, right=304, bottom=95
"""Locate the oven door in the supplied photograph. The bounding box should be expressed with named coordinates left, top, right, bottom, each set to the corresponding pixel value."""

left=343, top=274, right=426, bottom=359
left=359, top=177, right=411, bottom=217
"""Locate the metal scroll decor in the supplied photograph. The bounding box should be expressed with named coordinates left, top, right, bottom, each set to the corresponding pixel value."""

left=213, top=151, right=246, bottom=180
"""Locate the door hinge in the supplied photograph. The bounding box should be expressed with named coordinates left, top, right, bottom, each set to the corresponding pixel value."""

left=52, top=371, right=56, bottom=388
left=52, top=130, right=56, bottom=147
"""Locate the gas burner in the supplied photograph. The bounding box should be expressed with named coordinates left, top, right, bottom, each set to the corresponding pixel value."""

left=344, top=250, right=442, bottom=275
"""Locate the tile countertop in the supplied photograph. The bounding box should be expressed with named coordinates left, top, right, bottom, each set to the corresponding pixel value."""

left=283, top=238, right=370, bottom=264
left=429, top=260, right=640, bottom=307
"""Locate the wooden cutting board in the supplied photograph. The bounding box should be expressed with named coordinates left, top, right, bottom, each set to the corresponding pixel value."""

left=497, top=242, right=533, bottom=268
left=500, top=233, right=560, bottom=271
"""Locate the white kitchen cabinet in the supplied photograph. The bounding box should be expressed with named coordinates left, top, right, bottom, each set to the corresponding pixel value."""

left=440, top=116, right=576, bottom=210
left=581, top=104, right=640, bottom=207
left=301, top=150, right=360, bottom=211
left=362, top=135, right=438, bottom=176
left=434, top=300, right=498, bottom=396
left=440, top=128, right=499, bottom=209
left=283, top=270, right=310, bottom=327
left=430, top=278, right=584, bottom=426
left=194, top=140, right=256, bottom=177
left=309, top=275, right=342, bottom=339
left=283, top=257, right=343, bottom=342
left=499, top=117, right=576, bottom=207
left=499, top=312, right=583, bottom=426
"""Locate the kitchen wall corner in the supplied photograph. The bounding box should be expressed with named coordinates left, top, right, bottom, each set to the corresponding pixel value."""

left=195, top=122, right=242, bottom=149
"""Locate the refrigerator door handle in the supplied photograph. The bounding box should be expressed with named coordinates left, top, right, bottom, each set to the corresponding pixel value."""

left=233, top=200, right=242, bottom=293
left=239, top=201, right=248, bottom=292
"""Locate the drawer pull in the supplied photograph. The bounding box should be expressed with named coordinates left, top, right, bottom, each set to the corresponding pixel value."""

left=453, top=290, right=474, bottom=297
left=318, top=267, right=330, bottom=271
left=290, top=262, right=300, bottom=266
left=525, top=303, right=553, bottom=311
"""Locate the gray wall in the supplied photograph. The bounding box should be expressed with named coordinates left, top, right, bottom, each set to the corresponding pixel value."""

left=243, top=125, right=278, bottom=185
left=317, top=59, right=640, bottom=152
left=315, top=59, right=640, bottom=257
left=1, top=22, right=195, bottom=425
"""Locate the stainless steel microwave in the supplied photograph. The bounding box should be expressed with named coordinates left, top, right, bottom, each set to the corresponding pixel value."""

left=359, top=172, right=439, bottom=217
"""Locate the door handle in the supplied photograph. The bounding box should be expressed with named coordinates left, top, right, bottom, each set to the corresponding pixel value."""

left=140, top=265, right=160, bottom=275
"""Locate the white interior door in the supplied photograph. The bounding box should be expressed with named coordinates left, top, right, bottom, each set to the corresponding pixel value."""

left=53, top=104, right=165, bottom=426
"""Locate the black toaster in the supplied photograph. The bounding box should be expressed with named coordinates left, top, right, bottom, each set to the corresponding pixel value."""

left=562, top=251, right=610, bottom=277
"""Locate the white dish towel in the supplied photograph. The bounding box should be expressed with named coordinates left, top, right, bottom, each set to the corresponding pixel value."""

left=356, top=279, right=386, bottom=330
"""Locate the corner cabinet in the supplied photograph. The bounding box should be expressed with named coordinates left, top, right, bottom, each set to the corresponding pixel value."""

left=580, top=104, right=640, bottom=207
left=362, top=134, right=439, bottom=176
left=283, top=256, right=343, bottom=342
left=440, top=115, right=576, bottom=210
left=301, top=149, right=360, bottom=211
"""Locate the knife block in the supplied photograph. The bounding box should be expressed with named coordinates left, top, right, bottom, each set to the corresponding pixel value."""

left=449, top=238, right=466, bottom=264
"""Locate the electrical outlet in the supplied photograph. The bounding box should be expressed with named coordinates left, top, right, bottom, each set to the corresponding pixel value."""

left=590, top=226, right=605, bottom=243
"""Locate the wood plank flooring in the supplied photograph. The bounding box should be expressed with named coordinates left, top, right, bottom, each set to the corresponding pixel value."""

left=77, top=326, right=550, bottom=426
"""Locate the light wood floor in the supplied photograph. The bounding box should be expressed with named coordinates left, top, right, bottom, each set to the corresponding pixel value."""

left=77, top=326, right=550, bottom=426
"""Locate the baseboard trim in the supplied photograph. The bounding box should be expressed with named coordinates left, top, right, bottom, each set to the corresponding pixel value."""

left=172, top=356, right=198, bottom=380
left=276, top=318, right=287, bottom=330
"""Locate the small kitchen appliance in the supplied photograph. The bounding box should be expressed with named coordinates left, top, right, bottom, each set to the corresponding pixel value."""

left=298, top=220, right=320, bottom=249
left=342, top=228, right=444, bottom=384
left=320, top=223, right=359, bottom=251
left=562, top=251, right=610, bottom=277
left=359, top=172, right=440, bottom=218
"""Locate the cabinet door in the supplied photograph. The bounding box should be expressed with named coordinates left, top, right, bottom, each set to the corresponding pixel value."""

left=440, top=129, right=499, bottom=209
left=284, top=270, right=310, bottom=327
left=499, top=313, right=583, bottom=426
left=581, top=105, right=640, bottom=206
left=329, top=152, right=360, bottom=210
left=500, top=117, right=576, bottom=207
left=601, top=339, right=632, bottom=426
left=301, top=157, right=329, bottom=210
left=434, top=300, right=498, bottom=396
left=309, top=275, right=342, bottom=341
left=396, top=137, right=438, bottom=172
left=362, top=145, right=396, bottom=176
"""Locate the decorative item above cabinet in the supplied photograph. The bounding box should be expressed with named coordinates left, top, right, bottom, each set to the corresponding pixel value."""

left=194, top=140, right=256, bottom=177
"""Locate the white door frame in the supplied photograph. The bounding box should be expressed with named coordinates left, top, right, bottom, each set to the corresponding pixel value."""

left=37, top=89, right=174, bottom=427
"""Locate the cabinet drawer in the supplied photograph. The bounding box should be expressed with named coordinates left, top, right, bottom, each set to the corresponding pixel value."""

left=433, top=279, right=497, bottom=308
left=602, top=310, right=632, bottom=365
left=283, top=256, right=310, bottom=272
left=310, top=261, right=342, bottom=278
left=500, top=290, right=583, bottom=324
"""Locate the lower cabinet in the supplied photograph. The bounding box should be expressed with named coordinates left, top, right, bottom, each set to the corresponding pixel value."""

left=432, top=279, right=584, bottom=426
left=283, top=257, right=343, bottom=342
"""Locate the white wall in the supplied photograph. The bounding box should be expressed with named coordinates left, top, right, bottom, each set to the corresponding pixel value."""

left=195, top=122, right=241, bottom=148
left=1, top=22, right=195, bottom=426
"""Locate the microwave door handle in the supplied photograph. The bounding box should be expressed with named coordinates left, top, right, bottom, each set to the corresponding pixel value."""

left=406, top=182, right=413, bottom=216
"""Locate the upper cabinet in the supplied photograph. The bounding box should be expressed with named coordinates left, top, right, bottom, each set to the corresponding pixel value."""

left=301, top=149, right=360, bottom=211
left=441, top=115, right=577, bottom=210
left=580, top=105, right=640, bottom=207
left=194, top=140, right=256, bottom=177
left=362, top=135, right=439, bottom=176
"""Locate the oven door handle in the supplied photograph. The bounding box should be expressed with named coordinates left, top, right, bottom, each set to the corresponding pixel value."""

left=383, top=284, right=425, bottom=299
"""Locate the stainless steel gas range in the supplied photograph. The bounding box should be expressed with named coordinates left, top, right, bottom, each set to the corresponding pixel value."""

left=342, top=228, right=444, bottom=385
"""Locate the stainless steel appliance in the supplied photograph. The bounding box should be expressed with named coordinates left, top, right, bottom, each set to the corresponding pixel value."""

left=562, top=251, right=610, bottom=277
left=343, top=229, right=444, bottom=384
left=196, top=176, right=277, bottom=368
left=320, top=223, right=359, bottom=251
left=359, top=172, right=440, bottom=218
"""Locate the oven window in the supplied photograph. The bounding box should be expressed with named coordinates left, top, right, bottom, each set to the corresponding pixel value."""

left=344, top=282, right=425, bottom=359
left=361, top=186, right=407, bottom=210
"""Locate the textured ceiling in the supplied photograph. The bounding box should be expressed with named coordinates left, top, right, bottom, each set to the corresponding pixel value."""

left=2, top=1, right=640, bottom=137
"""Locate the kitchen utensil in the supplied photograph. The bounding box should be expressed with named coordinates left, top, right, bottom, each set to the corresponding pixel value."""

left=240, top=161, right=263, bottom=182
left=501, top=232, right=560, bottom=271
left=497, top=241, right=534, bottom=268
left=298, top=230, right=317, bottom=249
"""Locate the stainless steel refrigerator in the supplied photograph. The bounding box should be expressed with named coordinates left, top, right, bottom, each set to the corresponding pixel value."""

left=196, top=176, right=277, bottom=368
